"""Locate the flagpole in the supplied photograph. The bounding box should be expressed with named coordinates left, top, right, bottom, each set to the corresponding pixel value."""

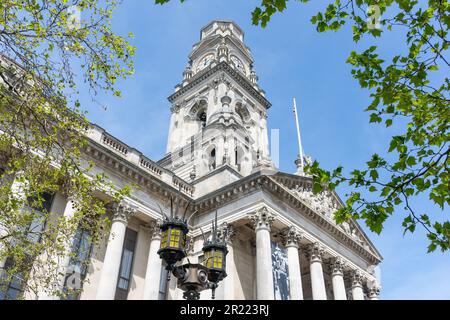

left=293, top=97, right=304, bottom=169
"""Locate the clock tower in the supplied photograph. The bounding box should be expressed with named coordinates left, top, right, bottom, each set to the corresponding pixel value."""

left=159, top=21, right=274, bottom=185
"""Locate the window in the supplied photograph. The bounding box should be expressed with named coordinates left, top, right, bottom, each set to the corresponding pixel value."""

left=0, top=192, right=54, bottom=300
left=114, top=228, right=138, bottom=300
left=63, top=229, right=92, bottom=300
left=209, top=148, right=216, bottom=170
left=0, top=257, right=26, bottom=300
left=199, top=111, right=207, bottom=128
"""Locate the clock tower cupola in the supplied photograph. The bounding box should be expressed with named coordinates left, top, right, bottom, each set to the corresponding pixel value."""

left=159, top=20, right=273, bottom=182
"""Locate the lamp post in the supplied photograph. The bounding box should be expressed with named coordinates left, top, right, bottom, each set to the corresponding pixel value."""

left=157, top=197, right=228, bottom=300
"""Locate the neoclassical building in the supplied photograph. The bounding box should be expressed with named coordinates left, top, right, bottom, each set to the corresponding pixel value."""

left=1, top=20, right=382, bottom=300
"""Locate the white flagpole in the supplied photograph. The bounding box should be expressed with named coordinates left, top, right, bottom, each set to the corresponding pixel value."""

left=293, top=97, right=304, bottom=169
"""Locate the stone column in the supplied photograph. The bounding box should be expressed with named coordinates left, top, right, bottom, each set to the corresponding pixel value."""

left=250, top=207, right=275, bottom=300
left=351, top=270, right=365, bottom=300
left=307, top=242, right=327, bottom=300
left=218, top=222, right=237, bottom=300
left=142, top=220, right=163, bottom=300
left=281, top=226, right=303, bottom=300
left=37, top=194, right=77, bottom=300
left=369, top=285, right=381, bottom=300
left=330, top=257, right=347, bottom=300
left=96, top=203, right=135, bottom=300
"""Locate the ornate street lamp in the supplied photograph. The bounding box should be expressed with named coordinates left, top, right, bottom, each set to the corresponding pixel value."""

left=157, top=195, right=228, bottom=300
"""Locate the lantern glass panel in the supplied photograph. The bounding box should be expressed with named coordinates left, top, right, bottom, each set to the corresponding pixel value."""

left=204, top=249, right=224, bottom=269
left=169, top=228, right=181, bottom=248
left=160, top=230, right=169, bottom=249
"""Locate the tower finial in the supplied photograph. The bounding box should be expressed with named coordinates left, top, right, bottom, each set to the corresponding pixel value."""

left=293, top=97, right=305, bottom=175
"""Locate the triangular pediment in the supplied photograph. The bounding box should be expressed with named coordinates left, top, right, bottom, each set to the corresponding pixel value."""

left=272, top=172, right=382, bottom=259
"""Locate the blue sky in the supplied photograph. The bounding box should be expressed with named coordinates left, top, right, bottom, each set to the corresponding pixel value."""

left=77, top=0, right=450, bottom=299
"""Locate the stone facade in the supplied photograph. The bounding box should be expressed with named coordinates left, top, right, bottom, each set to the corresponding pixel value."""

left=2, top=20, right=382, bottom=300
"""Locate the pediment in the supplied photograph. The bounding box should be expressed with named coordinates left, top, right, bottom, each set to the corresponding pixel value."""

left=271, top=172, right=382, bottom=259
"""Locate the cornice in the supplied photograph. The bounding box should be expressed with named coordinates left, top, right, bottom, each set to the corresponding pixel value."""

left=168, top=61, right=271, bottom=109
left=189, top=172, right=382, bottom=265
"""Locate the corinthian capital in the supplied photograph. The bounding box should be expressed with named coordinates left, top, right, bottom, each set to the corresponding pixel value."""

left=351, top=270, right=364, bottom=288
left=331, top=257, right=346, bottom=276
left=280, top=226, right=302, bottom=248
left=149, top=219, right=162, bottom=240
left=110, top=202, right=136, bottom=223
left=250, top=206, right=275, bottom=231
left=306, top=242, right=325, bottom=262
left=369, top=285, right=381, bottom=299
left=217, top=222, right=237, bottom=245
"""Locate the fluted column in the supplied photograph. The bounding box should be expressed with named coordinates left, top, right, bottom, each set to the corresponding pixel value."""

left=369, top=285, right=381, bottom=300
left=142, top=220, right=163, bottom=300
left=351, top=270, right=365, bottom=300
left=250, top=207, right=275, bottom=300
left=307, top=242, right=327, bottom=300
left=218, top=223, right=237, bottom=300
left=330, top=257, right=347, bottom=300
left=281, top=227, right=303, bottom=300
left=96, top=203, right=135, bottom=300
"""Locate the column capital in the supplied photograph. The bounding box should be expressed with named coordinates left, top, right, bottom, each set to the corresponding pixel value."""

left=148, top=219, right=162, bottom=241
left=330, top=256, right=346, bottom=276
left=250, top=206, right=275, bottom=231
left=186, top=235, right=195, bottom=256
left=217, top=222, right=237, bottom=245
left=306, top=242, right=325, bottom=262
left=369, top=285, right=381, bottom=300
left=109, top=202, right=136, bottom=223
left=280, top=226, right=303, bottom=248
left=351, top=270, right=364, bottom=288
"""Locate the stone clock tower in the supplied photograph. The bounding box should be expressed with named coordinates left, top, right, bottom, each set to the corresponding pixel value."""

left=158, top=20, right=274, bottom=183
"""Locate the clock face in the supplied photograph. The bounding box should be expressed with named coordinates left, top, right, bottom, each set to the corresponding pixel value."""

left=196, top=54, right=214, bottom=72
left=231, top=56, right=245, bottom=73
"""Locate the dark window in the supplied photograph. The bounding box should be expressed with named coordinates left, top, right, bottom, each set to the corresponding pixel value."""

left=23, top=192, right=54, bottom=243
left=114, top=228, right=138, bottom=300
left=63, top=229, right=93, bottom=300
left=199, top=111, right=207, bottom=128
left=209, top=148, right=216, bottom=170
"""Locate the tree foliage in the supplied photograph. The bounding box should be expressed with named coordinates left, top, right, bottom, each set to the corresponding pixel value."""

left=160, top=0, right=450, bottom=253
left=0, top=0, right=134, bottom=299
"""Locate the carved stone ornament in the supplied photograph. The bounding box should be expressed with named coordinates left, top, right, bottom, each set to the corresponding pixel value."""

left=149, top=219, right=162, bottom=240
left=291, top=185, right=339, bottom=220
left=306, top=242, right=325, bottom=262
left=249, top=206, right=275, bottom=231
left=369, top=285, right=381, bottom=299
left=351, top=270, right=364, bottom=287
left=110, top=202, right=136, bottom=223
left=331, top=257, right=346, bottom=276
left=217, top=222, right=237, bottom=244
left=280, top=226, right=302, bottom=248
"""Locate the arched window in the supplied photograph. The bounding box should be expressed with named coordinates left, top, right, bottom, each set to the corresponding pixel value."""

left=198, top=111, right=207, bottom=128
left=209, top=148, right=216, bottom=170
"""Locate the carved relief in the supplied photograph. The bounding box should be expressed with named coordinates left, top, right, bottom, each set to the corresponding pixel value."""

left=109, top=202, right=136, bottom=223
left=351, top=270, right=364, bottom=287
left=217, top=222, right=237, bottom=244
left=280, top=226, right=302, bottom=248
left=292, top=185, right=339, bottom=220
left=330, top=257, right=346, bottom=276
left=306, top=242, right=325, bottom=262
left=249, top=206, right=275, bottom=231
